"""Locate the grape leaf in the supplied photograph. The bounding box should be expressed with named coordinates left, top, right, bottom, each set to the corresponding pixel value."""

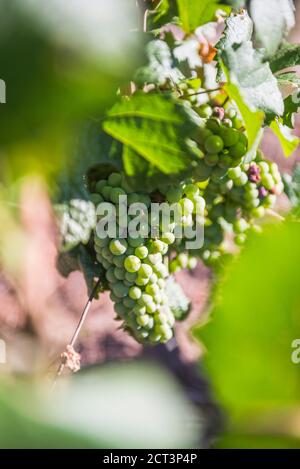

left=223, top=68, right=264, bottom=152
left=134, top=40, right=183, bottom=87
left=282, top=163, right=300, bottom=207
left=276, top=71, right=300, bottom=87
left=269, top=42, right=300, bottom=74
left=282, top=92, right=300, bottom=128
left=222, top=41, right=284, bottom=116
left=217, top=10, right=253, bottom=52
left=270, top=119, right=299, bottom=158
left=57, top=244, right=106, bottom=294
left=176, top=0, right=229, bottom=33
left=250, top=0, right=295, bottom=57
left=103, top=93, right=201, bottom=175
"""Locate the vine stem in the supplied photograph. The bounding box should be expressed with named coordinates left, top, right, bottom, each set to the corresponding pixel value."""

left=51, top=278, right=101, bottom=391
left=184, top=87, right=222, bottom=98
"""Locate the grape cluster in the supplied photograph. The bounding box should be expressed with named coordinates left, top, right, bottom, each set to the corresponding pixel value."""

left=198, top=153, right=284, bottom=264
left=89, top=172, right=205, bottom=344
left=197, top=105, right=248, bottom=175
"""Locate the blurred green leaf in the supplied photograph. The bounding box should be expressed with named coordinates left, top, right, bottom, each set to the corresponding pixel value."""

left=249, top=0, right=295, bottom=57
left=270, top=119, right=299, bottom=157
left=270, top=43, right=300, bottom=73
left=282, top=163, right=300, bottom=207
left=195, top=221, right=300, bottom=430
left=223, top=78, right=264, bottom=155
left=0, top=363, right=200, bottom=448
left=176, top=0, right=227, bottom=33
left=103, top=93, right=201, bottom=175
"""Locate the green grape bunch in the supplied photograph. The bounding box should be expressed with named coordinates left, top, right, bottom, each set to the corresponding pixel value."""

left=89, top=172, right=203, bottom=344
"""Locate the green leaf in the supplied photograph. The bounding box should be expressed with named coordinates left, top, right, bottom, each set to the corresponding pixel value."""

left=217, top=10, right=253, bottom=52
left=103, top=93, right=201, bottom=175
left=195, top=221, right=300, bottom=423
left=270, top=43, right=300, bottom=73
left=57, top=244, right=105, bottom=294
left=134, top=40, right=183, bottom=87
left=270, top=119, right=299, bottom=157
left=282, top=92, right=300, bottom=128
left=250, top=0, right=295, bottom=57
left=276, top=71, right=300, bottom=87
left=282, top=163, right=300, bottom=207
left=176, top=0, right=227, bottom=33
left=223, top=78, right=264, bottom=152
left=222, top=41, right=284, bottom=116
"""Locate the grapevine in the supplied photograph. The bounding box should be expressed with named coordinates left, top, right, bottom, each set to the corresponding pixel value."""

left=55, top=3, right=297, bottom=348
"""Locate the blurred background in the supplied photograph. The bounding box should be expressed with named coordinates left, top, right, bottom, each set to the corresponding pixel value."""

left=1, top=0, right=300, bottom=449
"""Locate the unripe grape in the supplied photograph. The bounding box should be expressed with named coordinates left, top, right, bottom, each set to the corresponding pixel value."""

left=234, top=172, right=248, bottom=186
left=252, top=206, right=265, bottom=218
left=233, top=218, right=249, bottom=233
left=129, top=286, right=142, bottom=300
left=148, top=253, right=162, bottom=265
left=235, top=233, right=247, bottom=246
left=106, top=267, right=117, bottom=284
left=219, top=127, right=240, bottom=147
left=135, top=245, right=148, bottom=259
left=113, top=282, right=129, bottom=299
left=125, top=271, right=137, bottom=283
left=135, top=276, right=149, bottom=286
left=179, top=198, right=194, bottom=215
left=184, top=183, right=199, bottom=198
left=139, top=263, right=153, bottom=278
left=204, top=135, right=224, bottom=154
left=205, top=153, right=219, bottom=166
left=124, top=255, right=141, bottom=273
left=146, top=283, right=160, bottom=296
left=137, top=314, right=150, bottom=327
left=108, top=172, right=122, bottom=187
left=146, top=302, right=157, bottom=314
left=95, top=180, right=107, bottom=193
left=228, top=167, right=242, bottom=179
left=102, top=185, right=112, bottom=200
left=109, top=239, right=127, bottom=256
left=123, top=297, right=135, bottom=309
left=114, top=267, right=126, bottom=280
left=230, top=142, right=247, bottom=158
left=166, top=186, right=183, bottom=203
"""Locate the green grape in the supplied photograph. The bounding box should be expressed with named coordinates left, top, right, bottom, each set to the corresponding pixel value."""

left=128, top=237, right=144, bottom=248
left=235, top=233, right=247, bottom=246
left=135, top=276, right=149, bottom=287
left=204, top=135, right=224, bottom=154
left=198, top=104, right=213, bottom=118
left=129, top=286, right=142, bottom=300
left=125, top=271, right=137, bottom=283
left=179, top=198, right=194, bottom=215
left=219, top=127, right=240, bottom=147
left=137, top=314, right=150, bottom=327
left=184, top=184, right=200, bottom=198
left=227, top=167, right=242, bottom=179
left=109, top=239, right=127, bottom=256
left=90, top=193, right=103, bottom=204
left=146, top=283, right=160, bottom=296
left=123, top=297, right=135, bottom=309
left=205, top=153, right=219, bottom=166
left=102, top=186, right=112, bottom=200
left=94, top=235, right=109, bottom=247
left=95, top=180, right=107, bottom=193
left=135, top=245, right=148, bottom=259
left=113, top=254, right=126, bottom=267
left=234, top=172, right=248, bottom=186
left=233, top=218, right=249, bottom=233
left=161, top=232, right=175, bottom=245
left=124, top=255, right=141, bottom=273
left=150, top=239, right=166, bottom=253
left=108, top=172, right=122, bottom=187
left=139, top=263, right=153, bottom=278
left=230, top=142, right=247, bottom=158
left=113, top=282, right=129, bottom=299
left=114, top=267, right=126, bottom=280
left=148, top=253, right=162, bottom=265
left=252, top=206, right=265, bottom=218
left=106, top=267, right=117, bottom=284
left=166, top=186, right=183, bottom=203
left=111, top=187, right=126, bottom=204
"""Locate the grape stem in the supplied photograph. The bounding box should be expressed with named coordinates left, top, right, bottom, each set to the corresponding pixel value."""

left=184, top=87, right=222, bottom=98
left=51, top=278, right=101, bottom=391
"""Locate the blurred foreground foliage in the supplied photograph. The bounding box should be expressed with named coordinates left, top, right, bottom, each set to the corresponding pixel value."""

left=0, top=363, right=199, bottom=449
left=0, top=0, right=143, bottom=183
left=195, top=219, right=300, bottom=448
